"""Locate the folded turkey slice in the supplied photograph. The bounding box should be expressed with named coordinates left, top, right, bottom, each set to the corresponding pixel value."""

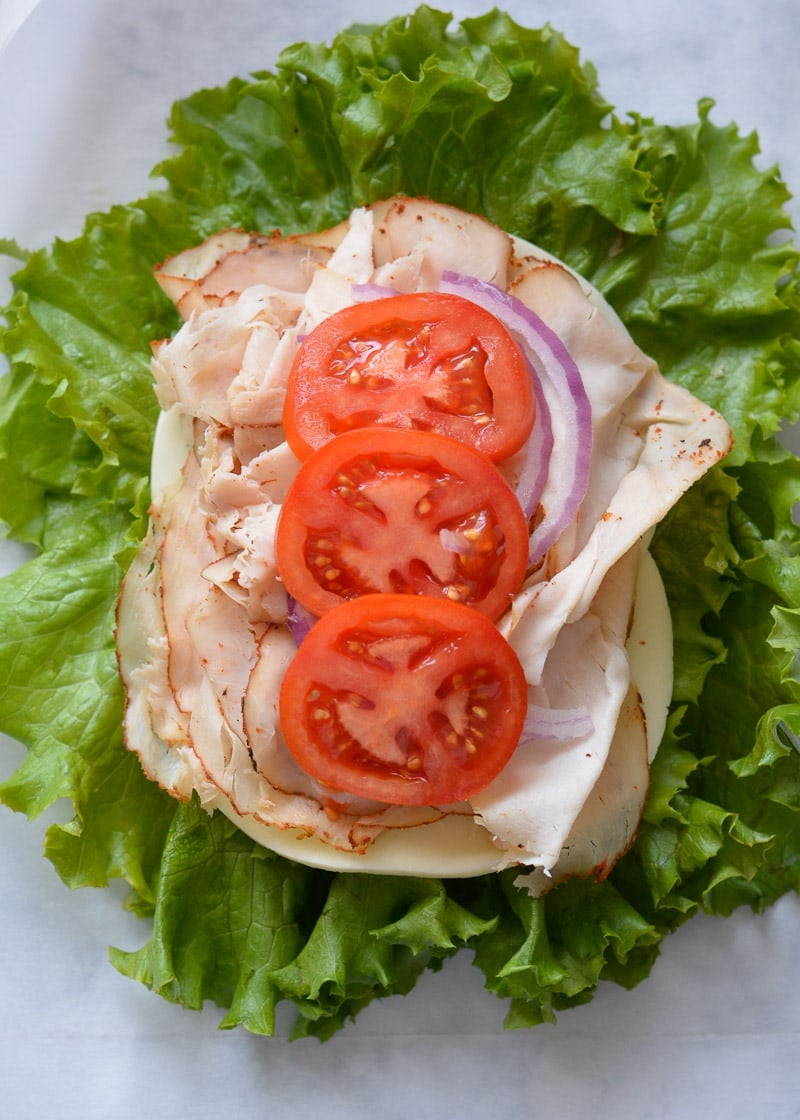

left=116, top=197, right=732, bottom=891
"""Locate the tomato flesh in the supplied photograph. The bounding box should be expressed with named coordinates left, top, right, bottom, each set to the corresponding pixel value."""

left=283, top=292, right=535, bottom=461
left=276, top=427, right=529, bottom=620
left=279, top=594, right=528, bottom=805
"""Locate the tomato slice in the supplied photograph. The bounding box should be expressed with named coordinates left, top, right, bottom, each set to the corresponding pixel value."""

left=283, top=291, right=535, bottom=461
left=279, top=593, right=528, bottom=805
left=276, top=427, right=529, bottom=621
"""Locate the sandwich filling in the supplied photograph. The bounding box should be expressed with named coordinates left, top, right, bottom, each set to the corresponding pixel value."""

left=116, top=197, right=732, bottom=890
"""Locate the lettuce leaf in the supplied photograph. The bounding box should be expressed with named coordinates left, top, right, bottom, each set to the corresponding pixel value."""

left=1, top=5, right=799, bottom=1037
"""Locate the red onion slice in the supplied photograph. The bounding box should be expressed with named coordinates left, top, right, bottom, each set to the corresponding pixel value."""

left=351, top=282, right=400, bottom=301
left=439, top=271, right=593, bottom=566
left=287, top=596, right=317, bottom=645
left=521, top=703, right=594, bottom=743
left=439, top=527, right=473, bottom=555
left=512, top=360, right=553, bottom=526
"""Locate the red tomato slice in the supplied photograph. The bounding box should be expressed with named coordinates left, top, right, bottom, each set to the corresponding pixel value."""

left=279, top=593, right=528, bottom=805
left=283, top=291, right=535, bottom=461
left=276, top=427, right=529, bottom=621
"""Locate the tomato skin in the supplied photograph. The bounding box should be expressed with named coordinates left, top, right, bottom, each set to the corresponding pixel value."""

left=283, top=292, right=535, bottom=461
left=275, top=427, right=529, bottom=621
left=278, top=593, right=528, bottom=805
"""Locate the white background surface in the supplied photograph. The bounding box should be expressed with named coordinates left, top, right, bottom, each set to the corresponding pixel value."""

left=1, top=1, right=799, bottom=1117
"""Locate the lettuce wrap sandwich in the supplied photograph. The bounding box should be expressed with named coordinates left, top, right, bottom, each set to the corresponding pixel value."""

left=1, top=7, right=799, bottom=1039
